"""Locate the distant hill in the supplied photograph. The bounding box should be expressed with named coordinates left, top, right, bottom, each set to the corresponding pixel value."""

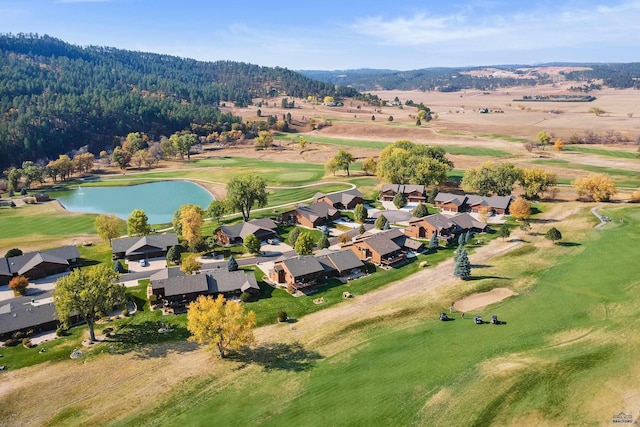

left=0, top=33, right=359, bottom=169
left=299, top=63, right=640, bottom=92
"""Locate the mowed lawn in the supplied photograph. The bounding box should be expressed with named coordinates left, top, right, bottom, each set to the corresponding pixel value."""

left=116, top=205, right=640, bottom=426
left=0, top=202, right=98, bottom=250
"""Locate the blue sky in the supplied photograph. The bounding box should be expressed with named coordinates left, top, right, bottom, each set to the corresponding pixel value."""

left=1, top=0, right=639, bottom=70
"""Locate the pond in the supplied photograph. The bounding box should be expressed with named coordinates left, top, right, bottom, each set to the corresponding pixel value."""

left=56, top=180, right=213, bottom=224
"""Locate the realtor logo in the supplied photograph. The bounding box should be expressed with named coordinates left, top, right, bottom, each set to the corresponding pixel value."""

left=612, top=412, right=632, bottom=424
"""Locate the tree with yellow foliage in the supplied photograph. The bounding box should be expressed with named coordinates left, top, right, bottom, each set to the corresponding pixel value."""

left=630, top=188, right=640, bottom=202
left=572, top=173, right=617, bottom=202
left=477, top=206, right=491, bottom=224
left=509, top=197, right=531, bottom=221
left=187, top=295, right=256, bottom=359
left=180, top=254, right=201, bottom=275
left=179, top=205, right=205, bottom=247
left=554, top=138, right=564, bottom=151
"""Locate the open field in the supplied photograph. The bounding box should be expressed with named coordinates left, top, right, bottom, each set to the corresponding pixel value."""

left=1, top=86, right=639, bottom=425
left=1, top=203, right=639, bottom=425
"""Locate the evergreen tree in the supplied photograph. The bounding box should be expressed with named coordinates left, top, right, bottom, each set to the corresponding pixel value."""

left=113, top=260, right=125, bottom=274
left=458, top=233, right=465, bottom=246
left=393, top=192, right=407, bottom=209
left=166, top=245, right=183, bottom=264
left=464, top=230, right=472, bottom=244
left=428, top=232, right=439, bottom=251
left=354, top=204, right=368, bottom=224
left=227, top=255, right=238, bottom=272
left=498, top=223, right=511, bottom=241
left=317, top=235, right=330, bottom=250
left=453, top=247, right=471, bottom=280
left=288, top=228, right=301, bottom=246
left=374, top=214, right=389, bottom=230
left=412, top=203, right=428, bottom=218
left=545, top=227, right=562, bottom=244
left=427, top=187, right=439, bottom=204
left=358, top=224, right=366, bottom=234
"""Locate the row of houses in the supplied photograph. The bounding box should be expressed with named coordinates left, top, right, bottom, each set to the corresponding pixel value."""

left=434, top=192, right=513, bottom=215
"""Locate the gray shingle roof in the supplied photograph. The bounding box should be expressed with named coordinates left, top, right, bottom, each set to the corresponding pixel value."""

left=0, top=300, right=58, bottom=335
left=364, top=234, right=402, bottom=256
left=0, top=246, right=80, bottom=276
left=381, top=184, right=426, bottom=195
left=295, top=203, right=339, bottom=222
left=218, top=218, right=278, bottom=241
left=317, top=250, right=364, bottom=273
left=205, top=269, right=259, bottom=293
left=150, top=268, right=258, bottom=297
left=466, top=195, right=513, bottom=210
left=315, top=189, right=364, bottom=207
left=434, top=192, right=466, bottom=206
left=420, top=213, right=456, bottom=231
left=450, top=213, right=487, bottom=231
left=112, top=234, right=178, bottom=255
left=281, top=256, right=325, bottom=278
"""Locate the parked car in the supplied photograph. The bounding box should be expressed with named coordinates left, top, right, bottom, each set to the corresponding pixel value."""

left=139, top=259, right=148, bottom=267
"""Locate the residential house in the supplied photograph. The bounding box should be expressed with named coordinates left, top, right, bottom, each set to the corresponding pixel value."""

left=379, top=184, right=426, bottom=203
left=0, top=297, right=58, bottom=338
left=433, top=192, right=467, bottom=213
left=281, top=203, right=341, bottom=229
left=465, top=195, right=513, bottom=215
left=0, top=246, right=81, bottom=285
left=269, top=256, right=326, bottom=291
left=346, top=232, right=406, bottom=266
left=216, top=218, right=278, bottom=245
left=434, top=192, right=513, bottom=215
left=150, top=267, right=259, bottom=305
left=111, top=233, right=179, bottom=261
left=269, top=249, right=364, bottom=290
left=405, top=213, right=487, bottom=241
left=314, top=189, right=364, bottom=210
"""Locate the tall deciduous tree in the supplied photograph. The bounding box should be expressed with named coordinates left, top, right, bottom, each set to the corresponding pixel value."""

left=111, top=147, right=132, bottom=170
left=187, top=295, right=256, bottom=359
left=536, top=131, right=552, bottom=150
left=54, top=264, right=126, bottom=342
left=461, top=161, right=521, bottom=196
left=288, top=228, right=301, bottom=246
left=226, top=174, right=268, bottom=222
left=95, top=214, right=123, bottom=246
left=333, top=149, right=355, bottom=176
left=127, top=209, right=151, bottom=236
left=179, top=205, right=205, bottom=246
left=362, top=157, right=378, bottom=176
left=324, top=158, right=338, bottom=176
left=254, top=131, right=273, bottom=149
left=393, top=192, right=407, bottom=208
left=520, top=167, right=557, bottom=199
left=294, top=233, right=314, bottom=255
left=510, top=197, right=532, bottom=221
left=354, top=204, right=368, bottom=224
left=572, top=173, right=617, bottom=202
left=170, top=132, right=198, bottom=160
left=377, top=140, right=452, bottom=186
left=206, top=200, right=227, bottom=223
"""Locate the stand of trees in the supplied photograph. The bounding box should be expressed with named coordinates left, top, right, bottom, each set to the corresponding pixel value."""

left=0, top=33, right=359, bottom=170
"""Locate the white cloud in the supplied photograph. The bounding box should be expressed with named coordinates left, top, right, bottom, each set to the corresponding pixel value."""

left=349, top=1, right=640, bottom=53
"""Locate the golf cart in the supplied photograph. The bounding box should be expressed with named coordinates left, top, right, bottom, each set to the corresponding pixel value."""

left=439, top=312, right=450, bottom=321
left=474, top=316, right=483, bottom=324
left=491, top=315, right=500, bottom=325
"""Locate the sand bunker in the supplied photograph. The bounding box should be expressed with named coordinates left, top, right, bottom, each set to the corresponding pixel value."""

left=454, top=288, right=517, bottom=312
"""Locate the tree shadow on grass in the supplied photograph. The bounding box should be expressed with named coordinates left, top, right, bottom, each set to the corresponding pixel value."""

left=228, top=341, right=322, bottom=372
left=466, top=275, right=510, bottom=281
left=109, top=320, right=194, bottom=359
left=557, top=242, right=581, bottom=247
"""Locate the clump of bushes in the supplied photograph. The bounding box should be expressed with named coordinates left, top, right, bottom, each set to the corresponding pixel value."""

left=56, top=326, right=68, bottom=337
left=22, top=338, right=33, bottom=348
left=240, top=291, right=256, bottom=303
left=419, top=261, right=429, bottom=268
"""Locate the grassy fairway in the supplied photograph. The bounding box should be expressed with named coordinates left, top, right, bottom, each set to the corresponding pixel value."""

left=115, top=205, right=640, bottom=426
left=0, top=202, right=98, bottom=250
left=531, top=159, right=640, bottom=187
left=273, top=132, right=511, bottom=157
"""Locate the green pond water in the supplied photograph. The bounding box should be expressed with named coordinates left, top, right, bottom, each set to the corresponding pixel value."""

left=56, top=181, right=213, bottom=224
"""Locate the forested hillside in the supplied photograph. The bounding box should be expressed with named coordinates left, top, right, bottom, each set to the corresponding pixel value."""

left=0, top=33, right=358, bottom=169
left=301, top=63, right=640, bottom=92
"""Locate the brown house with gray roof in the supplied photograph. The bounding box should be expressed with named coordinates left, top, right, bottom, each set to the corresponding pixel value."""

left=406, top=213, right=487, bottom=241
left=314, top=189, right=364, bottom=210
left=150, top=267, right=259, bottom=305
left=379, top=184, right=426, bottom=203
left=434, top=192, right=513, bottom=215
left=215, top=218, right=278, bottom=245
left=281, top=203, right=341, bottom=229
left=111, top=234, right=178, bottom=261
left=0, top=246, right=80, bottom=285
